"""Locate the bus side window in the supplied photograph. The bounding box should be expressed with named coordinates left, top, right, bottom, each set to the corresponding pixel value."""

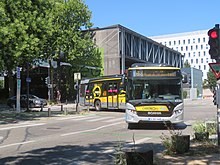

left=102, top=82, right=107, bottom=96
left=113, top=83, right=118, bottom=93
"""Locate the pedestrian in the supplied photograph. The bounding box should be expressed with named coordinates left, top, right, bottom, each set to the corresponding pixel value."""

left=56, top=89, right=61, bottom=104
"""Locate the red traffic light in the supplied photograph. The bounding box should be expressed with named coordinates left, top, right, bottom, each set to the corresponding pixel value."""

left=208, top=29, right=218, bottom=39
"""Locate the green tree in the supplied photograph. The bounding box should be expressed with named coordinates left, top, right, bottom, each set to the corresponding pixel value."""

left=0, top=0, right=55, bottom=96
left=207, top=69, right=216, bottom=91
left=0, top=0, right=102, bottom=97
left=184, top=60, right=191, bottom=68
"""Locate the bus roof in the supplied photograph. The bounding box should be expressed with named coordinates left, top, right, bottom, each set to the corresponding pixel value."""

left=128, top=63, right=180, bottom=70
left=80, top=74, right=125, bottom=84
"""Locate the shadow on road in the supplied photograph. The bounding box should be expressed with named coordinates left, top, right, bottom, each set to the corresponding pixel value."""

left=0, top=141, right=163, bottom=165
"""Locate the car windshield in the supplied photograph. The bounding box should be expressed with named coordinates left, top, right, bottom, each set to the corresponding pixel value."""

left=127, top=79, right=182, bottom=102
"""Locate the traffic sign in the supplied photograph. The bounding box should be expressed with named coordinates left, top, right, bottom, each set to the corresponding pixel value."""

left=209, top=62, right=220, bottom=78
left=74, top=72, right=81, bottom=81
left=17, top=67, right=20, bottom=79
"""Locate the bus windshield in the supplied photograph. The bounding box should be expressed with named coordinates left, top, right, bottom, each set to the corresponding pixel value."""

left=127, top=79, right=182, bottom=102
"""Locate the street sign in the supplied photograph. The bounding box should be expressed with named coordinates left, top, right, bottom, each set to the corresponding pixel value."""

left=209, top=63, right=220, bottom=78
left=17, top=67, right=20, bottom=79
left=74, top=72, right=81, bottom=81
left=26, top=77, right=31, bottom=83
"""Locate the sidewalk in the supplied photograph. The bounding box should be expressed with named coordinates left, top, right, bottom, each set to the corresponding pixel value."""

left=0, top=103, right=79, bottom=124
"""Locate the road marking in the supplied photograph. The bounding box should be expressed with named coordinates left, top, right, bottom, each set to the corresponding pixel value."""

left=56, top=115, right=96, bottom=121
left=61, top=121, right=124, bottom=137
left=0, top=123, right=46, bottom=131
left=104, top=118, right=124, bottom=123
left=71, top=116, right=99, bottom=121
left=87, top=117, right=113, bottom=122
left=0, top=136, right=3, bottom=140
left=102, top=137, right=151, bottom=154
left=0, top=140, right=35, bottom=149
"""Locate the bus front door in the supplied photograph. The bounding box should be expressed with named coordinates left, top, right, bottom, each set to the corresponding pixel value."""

left=107, top=82, right=118, bottom=109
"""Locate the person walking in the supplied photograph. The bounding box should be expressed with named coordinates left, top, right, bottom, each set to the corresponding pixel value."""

left=56, top=89, right=61, bottom=104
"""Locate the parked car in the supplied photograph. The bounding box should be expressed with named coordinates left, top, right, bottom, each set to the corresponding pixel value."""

left=7, top=94, right=47, bottom=108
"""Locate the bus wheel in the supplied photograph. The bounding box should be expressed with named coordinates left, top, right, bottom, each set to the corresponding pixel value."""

left=94, top=100, right=101, bottom=111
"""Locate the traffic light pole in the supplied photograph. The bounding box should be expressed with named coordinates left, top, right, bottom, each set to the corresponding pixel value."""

left=216, top=80, right=220, bottom=146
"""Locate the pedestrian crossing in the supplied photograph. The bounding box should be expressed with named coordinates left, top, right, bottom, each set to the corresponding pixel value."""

left=58, top=114, right=124, bottom=123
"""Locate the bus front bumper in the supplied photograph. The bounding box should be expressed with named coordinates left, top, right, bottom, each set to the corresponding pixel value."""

left=125, top=109, right=184, bottom=124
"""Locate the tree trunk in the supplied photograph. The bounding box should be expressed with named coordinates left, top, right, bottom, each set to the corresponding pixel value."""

left=8, top=70, right=15, bottom=97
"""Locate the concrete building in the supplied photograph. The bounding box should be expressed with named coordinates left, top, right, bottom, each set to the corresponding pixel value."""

left=88, top=24, right=183, bottom=76
left=151, top=30, right=215, bottom=80
left=181, top=67, right=203, bottom=99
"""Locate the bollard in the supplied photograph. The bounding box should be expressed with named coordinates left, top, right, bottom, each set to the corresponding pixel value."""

left=64, top=107, right=68, bottom=115
left=40, top=104, right=43, bottom=112
left=66, top=99, right=68, bottom=105
left=48, top=107, right=51, bottom=117
left=61, top=104, right=63, bottom=111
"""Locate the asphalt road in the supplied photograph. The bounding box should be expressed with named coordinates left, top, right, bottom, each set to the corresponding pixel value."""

left=0, top=98, right=217, bottom=165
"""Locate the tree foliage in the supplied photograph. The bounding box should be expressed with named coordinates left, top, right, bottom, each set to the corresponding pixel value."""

left=207, top=69, right=216, bottom=91
left=183, top=60, right=191, bottom=68
left=0, top=0, right=101, bottom=71
left=0, top=0, right=102, bottom=96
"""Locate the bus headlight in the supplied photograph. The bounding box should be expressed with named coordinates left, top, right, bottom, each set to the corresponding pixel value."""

left=126, top=103, right=137, bottom=114
left=174, top=108, right=183, bottom=115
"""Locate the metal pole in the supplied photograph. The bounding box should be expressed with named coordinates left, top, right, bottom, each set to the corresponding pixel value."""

left=216, top=81, right=220, bottom=146
left=26, top=63, right=30, bottom=112
left=76, top=80, right=79, bottom=112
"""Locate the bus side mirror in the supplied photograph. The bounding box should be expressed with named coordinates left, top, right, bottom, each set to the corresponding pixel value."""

left=182, top=73, right=187, bottom=83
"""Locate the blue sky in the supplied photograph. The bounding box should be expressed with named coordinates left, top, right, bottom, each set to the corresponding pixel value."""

left=84, top=0, right=220, bottom=36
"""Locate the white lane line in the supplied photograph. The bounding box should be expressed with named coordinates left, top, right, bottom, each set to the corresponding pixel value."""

left=71, top=116, right=98, bottom=121
left=102, top=137, right=152, bottom=154
left=87, top=117, right=113, bottom=122
left=57, top=115, right=96, bottom=121
left=0, top=140, right=35, bottom=149
left=104, top=118, right=124, bottom=123
left=61, top=121, right=124, bottom=137
left=0, top=123, right=46, bottom=131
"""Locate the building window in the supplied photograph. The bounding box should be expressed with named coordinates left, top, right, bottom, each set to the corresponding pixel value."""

left=191, top=59, right=193, bottom=63
left=186, top=46, right=188, bottom=51
left=188, top=52, right=190, bottom=57
left=204, top=65, right=206, bottom=70
left=181, top=47, right=183, bottom=51
left=196, top=45, right=198, bottom=50
left=206, top=44, right=209, bottom=49
left=196, top=59, right=198, bottom=64
left=201, top=58, right=203, bottom=63
left=178, top=40, right=180, bottom=44
left=203, top=37, right=205, bottom=42
left=183, top=40, right=185, bottom=44
left=169, top=41, right=171, bottom=46
left=201, top=45, right=203, bottom=50
left=174, top=41, right=176, bottom=45
left=193, top=38, right=195, bottom=43
left=204, top=51, right=206, bottom=56
left=191, top=46, right=193, bottom=50
left=198, top=52, right=200, bottom=57
left=188, top=39, right=190, bottom=44
left=193, top=52, right=195, bottom=57
left=199, top=65, right=201, bottom=69
left=198, top=38, right=200, bottom=43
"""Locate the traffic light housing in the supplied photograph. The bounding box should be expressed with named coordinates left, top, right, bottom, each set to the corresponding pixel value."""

left=45, top=77, right=50, bottom=85
left=208, top=25, right=220, bottom=60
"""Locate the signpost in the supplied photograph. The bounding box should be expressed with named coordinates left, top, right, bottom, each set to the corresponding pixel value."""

left=209, top=63, right=220, bottom=146
left=74, top=73, right=81, bottom=112
left=16, top=67, right=21, bottom=112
